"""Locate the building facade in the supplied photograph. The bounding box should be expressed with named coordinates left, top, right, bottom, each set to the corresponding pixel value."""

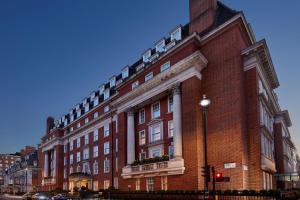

left=3, top=147, right=39, bottom=194
left=0, top=153, right=20, bottom=191
left=38, top=0, right=298, bottom=192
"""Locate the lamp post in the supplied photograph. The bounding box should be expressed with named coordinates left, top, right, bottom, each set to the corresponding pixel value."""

left=199, top=94, right=211, bottom=192
left=25, top=169, right=28, bottom=193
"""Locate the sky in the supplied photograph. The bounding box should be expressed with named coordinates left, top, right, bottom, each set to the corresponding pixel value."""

left=0, top=0, right=299, bottom=154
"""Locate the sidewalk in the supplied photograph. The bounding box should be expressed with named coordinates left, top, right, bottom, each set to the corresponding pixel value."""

left=0, top=194, right=22, bottom=200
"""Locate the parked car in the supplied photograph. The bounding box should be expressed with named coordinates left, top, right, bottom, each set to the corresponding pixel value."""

left=31, top=192, right=51, bottom=200
left=51, top=193, right=72, bottom=200
left=22, top=192, right=35, bottom=200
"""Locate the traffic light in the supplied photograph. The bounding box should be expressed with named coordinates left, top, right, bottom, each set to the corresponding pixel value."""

left=201, top=165, right=211, bottom=182
left=215, top=172, right=224, bottom=182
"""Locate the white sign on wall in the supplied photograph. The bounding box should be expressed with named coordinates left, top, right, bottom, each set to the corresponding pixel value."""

left=224, top=163, right=236, bottom=169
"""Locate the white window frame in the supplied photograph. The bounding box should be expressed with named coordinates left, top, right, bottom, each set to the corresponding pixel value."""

left=168, top=120, right=174, bottom=138
left=145, top=72, right=153, bottom=82
left=70, top=154, right=73, bottom=164
left=160, top=61, right=170, bottom=72
left=94, top=129, right=98, bottom=141
left=84, top=134, right=89, bottom=145
left=142, top=49, right=151, bottom=62
left=93, top=162, right=98, bottom=175
left=168, top=96, right=173, bottom=113
left=132, top=81, right=139, bottom=90
left=168, top=145, right=174, bottom=159
left=170, top=26, right=182, bottom=41
left=83, top=148, right=89, bottom=160
left=93, top=146, right=98, bottom=158
left=146, top=177, right=154, bottom=192
left=122, top=67, right=129, bottom=79
left=76, top=152, right=81, bottom=162
left=139, top=130, right=146, bottom=146
left=110, top=76, right=116, bottom=88
left=76, top=138, right=80, bottom=148
left=103, top=89, right=110, bottom=100
left=139, top=109, right=145, bottom=124
left=104, top=105, right=110, bottom=113
left=149, top=123, right=163, bottom=143
left=104, top=159, right=110, bottom=173
left=104, top=142, right=110, bottom=155
left=70, top=141, right=74, bottom=151
left=155, top=39, right=165, bottom=53
left=104, top=124, right=110, bottom=137
left=151, top=102, right=160, bottom=119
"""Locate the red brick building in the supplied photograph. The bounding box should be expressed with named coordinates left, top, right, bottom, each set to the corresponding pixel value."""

left=38, top=0, right=298, bottom=191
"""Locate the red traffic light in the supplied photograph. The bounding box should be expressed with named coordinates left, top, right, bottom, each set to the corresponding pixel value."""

left=216, top=173, right=223, bottom=178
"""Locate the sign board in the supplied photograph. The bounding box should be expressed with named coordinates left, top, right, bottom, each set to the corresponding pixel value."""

left=224, top=163, right=236, bottom=169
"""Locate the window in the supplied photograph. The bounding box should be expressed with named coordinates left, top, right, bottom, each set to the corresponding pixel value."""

left=122, top=67, right=129, bottom=79
left=94, top=112, right=99, bottom=119
left=76, top=165, right=81, bottom=172
left=69, top=154, right=74, bottom=164
left=64, top=168, right=67, bottom=179
left=69, top=166, right=73, bottom=174
left=77, top=138, right=80, bottom=148
left=156, top=39, right=165, bottom=53
left=93, top=181, right=99, bottom=191
left=84, top=134, right=89, bottom=145
left=103, top=89, right=110, bottom=100
left=83, top=162, right=90, bottom=173
left=168, top=96, right=173, bottom=112
left=104, top=159, right=110, bottom=173
left=115, top=138, right=118, bottom=153
left=94, top=97, right=99, bottom=106
left=99, top=84, right=105, bottom=95
left=70, top=127, right=74, bottom=132
left=70, top=142, right=74, bottom=151
left=132, top=81, right=139, bottom=90
left=171, top=26, right=182, bottom=41
left=160, top=62, right=170, bottom=72
left=76, top=152, right=81, bottom=162
left=142, top=49, right=151, bottom=62
left=84, top=104, right=89, bottom=113
left=94, top=129, right=98, bottom=141
left=139, top=130, right=146, bottom=146
left=145, top=72, right=153, bottom=82
left=115, top=157, right=118, bottom=172
left=93, top=162, right=98, bottom=175
left=85, top=118, right=89, bottom=124
left=168, top=145, right=174, bottom=159
left=161, top=176, right=168, bottom=191
left=70, top=114, right=74, bottom=122
left=114, top=177, right=119, bottom=189
left=136, top=178, right=141, bottom=191
left=168, top=120, right=174, bottom=138
left=64, top=145, right=67, bottom=153
left=110, top=76, right=116, bottom=87
left=104, top=142, right=110, bottom=155
left=152, top=102, right=160, bottom=119
left=140, top=151, right=146, bottom=160
left=151, top=148, right=162, bottom=158
left=104, top=180, right=110, bottom=189
left=93, top=146, right=98, bottom=158
left=146, top=177, right=154, bottom=192
left=77, top=122, right=81, bottom=129
left=104, top=124, right=110, bottom=137
left=77, top=109, right=82, bottom=118
left=149, top=123, right=162, bottom=143
left=104, top=105, right=110, bottom=113
left=139, top=109, right=145, bottom=124
left=83, top=148, right=89, bottom=160
left=64, top=157, right=67, bottom=166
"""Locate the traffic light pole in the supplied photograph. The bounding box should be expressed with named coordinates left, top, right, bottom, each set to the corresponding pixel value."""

left=212, top=166, right=216, bottom=200
left=203, top=108, right=208, bottom=191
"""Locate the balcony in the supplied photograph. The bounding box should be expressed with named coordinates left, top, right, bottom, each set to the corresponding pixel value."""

left=43, top=176, right=56, bottom=185
left=261, top=155, right=276, bottom=172
left=122, top=158, right=185, bottom=179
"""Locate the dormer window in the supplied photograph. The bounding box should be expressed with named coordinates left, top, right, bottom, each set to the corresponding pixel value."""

left=84, top=103, right=90, bottom=113
left=103, top=89, right=110, bottom=100
left=70, top=114, right=74, bottom=122
left=99, top=84, right=105, bottom=95
left=160, top=61, right=170, bottom=72
left=155, top=39, right=165, bottom=53
left=110, top=76, right=116, bottom=88
left=170, top=26, right=182, bottom=41
left=77, top=109, right=82, bottom=118
left=142, top=49, right=152, bottom=62
left=90, top=92, right=96, bottom=99
left=93, top=96, right=99, bottom=107
left=122, top=67, right=129, bottom=79
left=132, top=81, right=139, bottom=90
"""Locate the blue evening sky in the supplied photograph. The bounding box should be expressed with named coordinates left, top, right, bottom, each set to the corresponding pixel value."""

left=0, top=1, right=299, bottom=153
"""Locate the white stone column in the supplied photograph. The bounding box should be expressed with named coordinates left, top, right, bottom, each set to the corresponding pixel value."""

left=173, top=84, right=183, bottom=158
left=127, top=110, right=135, bottom=165
left=44, top=152, right=49, bottom=177
left=53, top=148, right=56, bottom=177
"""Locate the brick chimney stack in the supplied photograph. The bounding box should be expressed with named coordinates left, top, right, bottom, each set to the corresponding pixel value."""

left=46, top=116, right=55, bottom=134
left=189, top=0, right=217, bottom=34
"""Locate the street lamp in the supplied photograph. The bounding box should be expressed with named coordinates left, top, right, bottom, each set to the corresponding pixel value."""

left=25, top=169, right=28, bottom=193
left=199, top=94, right=211, bottom=192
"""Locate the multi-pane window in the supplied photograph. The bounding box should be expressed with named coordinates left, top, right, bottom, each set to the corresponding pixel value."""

left=83, top=162, right=90, bottom=173
left=104, top=159, right=110, bottom=173
left=83, top=148, right=89, bottom=160
left=70, top=142, right=74, bottom=151
left=149, top=123, right=162, bottom=143
left=94, top=112, right=99, bottom=119
left=171, top=27, right=182, bottom=41
left=136, top=178, right=141, bottom=191
left=168, top=120, right=174, bottom=138
left=93, top=146, right=98, bottom=158
left=140, top=151, right=146, bottom=160
left=122, top=67, right=129, bottom=79
left=160, top=62, right=170, bottom=72
left=260, top=102, right=274, bottom=134
left=104, top=124, right=110, bottom=137
left=132, top=81, right=139, bottom=90
left=139, top=130, right=146, bottom=146
left=168, top=145, right=174, bottom=159
left=70, top=154, right=73, bottom=164
left=145, top=72, right=153, bottom=82
left=76, top=165, right=81, bottom=172
left=77, top=138, right=80, bottom=148
left=64, top=157, right=67, bottom=166
left=103, top=89, right=110, bottom=100
left=94, top=129, right=99, bottom=142
left=161, top=176, right=168, bottom=191
left=146, top=177, right=154, bottom=192
left=104, top=105, right=110, bottom=113
left=168, top=96, right=173, bottom=112
left=85, top=118, right=89, bottom=124
left=151, top=148, right=162, bottom=158
left=156, top=40, right=165, bottom=53
left=104, top=180, right=110, bottom=189
left=104, top=142, right=110, bottom=155
left=152, top=102, right=160, bottom=119
left=110, top=77, right=116, bottom=88
left=84, top=134, right=89, bottom=145
left=76, top=152, right=81, bottom=162
left=139, top=109, right=145, bottom=124
left=69, top=166, right=73, bottom=174
left=93, top=162, right=98, bottom=175
left=64, top=144, right=67, bottom=153
left=143, top=50, right=151, bottom=62
left=261, top=133, right=274, bottom=160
